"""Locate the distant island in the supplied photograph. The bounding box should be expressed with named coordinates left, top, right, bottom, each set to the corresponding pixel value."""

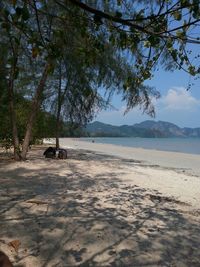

left=84, top=120, right=200, bottom=138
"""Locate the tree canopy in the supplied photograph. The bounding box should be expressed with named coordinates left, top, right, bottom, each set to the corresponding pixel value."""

left=65, top=0, right=200, bottom=75
left=0, top=0, right=199, bottom=159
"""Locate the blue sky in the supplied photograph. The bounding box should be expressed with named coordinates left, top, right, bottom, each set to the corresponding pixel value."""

left=95, top=63, right=200, bottom=128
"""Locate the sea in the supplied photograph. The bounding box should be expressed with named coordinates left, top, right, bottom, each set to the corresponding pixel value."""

left=80, top=137, right=200, bottom=155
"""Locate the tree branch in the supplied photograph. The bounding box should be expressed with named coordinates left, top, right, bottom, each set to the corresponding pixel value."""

left=64, top=0, right=200, bottom=44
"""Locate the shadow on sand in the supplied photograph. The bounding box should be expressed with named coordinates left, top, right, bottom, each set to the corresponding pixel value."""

left=0, top=149, right=200, bottom=266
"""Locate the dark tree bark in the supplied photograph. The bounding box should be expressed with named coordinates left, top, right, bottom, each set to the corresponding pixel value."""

left=55, top=100, right=61, bottom=149
left=55, top=64, right=62, bottom=150
left=8, top=57, right=21, bottom=160
left=21, top=63, right=49, bottom=160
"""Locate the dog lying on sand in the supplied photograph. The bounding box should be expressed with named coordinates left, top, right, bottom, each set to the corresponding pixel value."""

left=43, top=147, right=67, bottom=159
left=0, top=251, right=13, bottom=267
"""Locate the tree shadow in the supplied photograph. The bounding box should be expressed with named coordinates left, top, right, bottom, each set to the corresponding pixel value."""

left=0, top=149, right=200, bottom=266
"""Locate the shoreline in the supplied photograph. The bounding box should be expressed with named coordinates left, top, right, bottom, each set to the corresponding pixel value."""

left=54, top=138, right=200, bottom=177
left=81, top=136, right=200, bottom=156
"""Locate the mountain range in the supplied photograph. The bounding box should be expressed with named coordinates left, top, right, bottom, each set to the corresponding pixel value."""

left=85, top=120, right=200, bottom=138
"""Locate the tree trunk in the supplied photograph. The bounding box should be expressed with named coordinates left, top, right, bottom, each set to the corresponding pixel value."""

left=55, top=104, right=61, bottom=149
left=55, top=64, right=62, bottom=150
left=21, top=63, right=49, bottom=160
left=55, top=118, right=60, bottom=149
left=8, top=65, right=21, bottom=160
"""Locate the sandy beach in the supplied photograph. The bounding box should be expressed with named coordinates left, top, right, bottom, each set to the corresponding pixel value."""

left=0, top=140, right=200, bottom=266
left=59, top=138, right=200, bottom=177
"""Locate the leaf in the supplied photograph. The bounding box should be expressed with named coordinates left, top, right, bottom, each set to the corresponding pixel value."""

left=83, top=88, right=92, bottom=97
left=181, top=0, right=190, bottom=7
left=166, top=39, right=173, bottom=48
left=115, top=11, right=122, bottom=18
left=123, top=82, right=128, bottom=90
left=173, top=11, right=182, bottom=20
left=148, top=35, right=160, bottom=46
left=3, top=9, right=10, bottom=18
left=109, top=34, right=116, bottom=45
left=14, top=67, right=19, bottom=79
left=47, top=63, right=55, bottom=75
left=136, top=9, right=145, bottom=20
left=22, top=6, right=30, bottom=21
left=15, top=7, right=22, bottom=16
left=2, top=22, right=10, bottom=30
left=144, top=40, right=150, bottom=48
left=32, top=47, right=39, bottom=58
left=143, top=70, right=151, bottom=80
left=176, top=30, right=185, bottom=38
left=117, top=0, right=122, bottom=6
left=14, top=36, right=20, bottom=45
left=8, top=240, right=21, bottom=253
left=93, top=14, right=102, bottom=25
left=188, top=66, right=196, bottom=76
left=171, top=49, right=177, bottom=61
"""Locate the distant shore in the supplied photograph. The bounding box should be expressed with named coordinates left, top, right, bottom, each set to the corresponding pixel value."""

left=44, top=138, right=200, bottom=177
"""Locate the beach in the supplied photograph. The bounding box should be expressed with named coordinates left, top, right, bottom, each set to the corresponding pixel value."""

left=59, top=138, right=200, bottom=177
left=0, top=139, right=200, bottom=266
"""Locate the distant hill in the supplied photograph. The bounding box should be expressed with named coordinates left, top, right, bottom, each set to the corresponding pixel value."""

left=84, top=120, right=200, bottom=138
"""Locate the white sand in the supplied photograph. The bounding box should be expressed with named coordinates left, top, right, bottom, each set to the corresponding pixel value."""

left=59, top=138, right=200, bottom=208
left=59, top=138, right=200, bottom=176
left=0, top=144, right=200, bottom=266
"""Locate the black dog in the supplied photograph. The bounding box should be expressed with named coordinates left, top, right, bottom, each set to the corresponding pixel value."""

left=58, top=148, right=67, bottom=159
left=43, top=147, right=56, bottom=158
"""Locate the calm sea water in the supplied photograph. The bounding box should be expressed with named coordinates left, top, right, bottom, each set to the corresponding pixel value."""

left=80, top=137, right=200, bottom=155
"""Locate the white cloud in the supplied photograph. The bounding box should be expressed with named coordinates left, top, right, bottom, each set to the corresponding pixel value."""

left=159, top=87, right=200, bottom=111
left=94, top=86, right=200, bottom=127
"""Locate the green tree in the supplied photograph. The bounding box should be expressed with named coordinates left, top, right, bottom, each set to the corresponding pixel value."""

left=1, top=0, right=199, bottom=160
left=62, top=0, right=200, bottom=77
left=0, top=1, right=55, bottom=159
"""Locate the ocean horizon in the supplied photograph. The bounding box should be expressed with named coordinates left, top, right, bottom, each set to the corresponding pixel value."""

left=79, top=137, right=200, bottom=155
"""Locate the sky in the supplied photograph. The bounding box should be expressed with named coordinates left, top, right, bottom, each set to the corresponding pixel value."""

left=95, top=62, right=200, bottom=128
